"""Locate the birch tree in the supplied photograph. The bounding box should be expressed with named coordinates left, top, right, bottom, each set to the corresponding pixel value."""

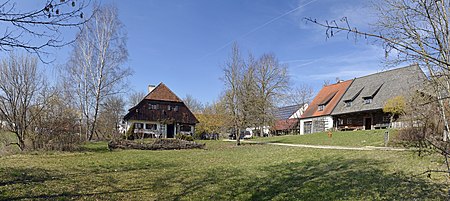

left=63, top=4, right=131, bottom=141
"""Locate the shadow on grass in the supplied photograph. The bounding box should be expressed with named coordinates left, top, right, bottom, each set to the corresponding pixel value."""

left=245, top=158, right=446, bottom=200
left=0, top=160, right=178, bottom=201
left=154, top=157, right=446, bottom=200
left=0, top=157, right=446, bottom=200
left=0, top=167, right=54, bottom=187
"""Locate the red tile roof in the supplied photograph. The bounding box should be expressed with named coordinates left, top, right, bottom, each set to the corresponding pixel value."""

left=145, top=83, right=183, bottom=102
left=272, top=119, right=299, bottom=131
left=301, top=80, right=353, bottom=118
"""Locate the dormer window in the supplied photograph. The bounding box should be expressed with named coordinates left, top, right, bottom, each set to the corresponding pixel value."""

left=318, top=104, right=325, bottom=111
left=364, top=98, right=372, bottom=104
left=345, top=101, right=352, bottom=107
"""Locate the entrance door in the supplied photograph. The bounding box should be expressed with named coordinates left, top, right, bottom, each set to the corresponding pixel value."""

left=364, top=118, right=372, bottom=130
left=304, top=121, right=312, bottom=134
left=167, top=124, right=175, bottom=138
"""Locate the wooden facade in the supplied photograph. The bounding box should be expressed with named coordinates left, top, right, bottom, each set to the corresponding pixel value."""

left=123, top=83, right=199, bottom=138
left=331, top=64, right=426, bottom=131
left=333, top=109, right=390, bottom=131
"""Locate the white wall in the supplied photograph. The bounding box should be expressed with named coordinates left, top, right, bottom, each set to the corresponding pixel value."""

left=299, top=116, right=333, bottom=135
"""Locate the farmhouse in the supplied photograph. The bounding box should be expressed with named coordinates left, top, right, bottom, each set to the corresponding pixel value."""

left=271, top=104, right=308, bottom=135
left=331, top=64, right=426, bottom=130
left=299, top=80, right=353, bottom=134
left=123, top=83, right=199, bottom=138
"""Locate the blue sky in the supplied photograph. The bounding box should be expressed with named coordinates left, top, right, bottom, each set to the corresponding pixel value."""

left=21, top=0, right=390, bottom=105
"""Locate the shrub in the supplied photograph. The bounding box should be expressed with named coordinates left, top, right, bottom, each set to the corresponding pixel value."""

left=175, top=133, right=194, bottom=141
left=124, top=124, right=135, bottom=140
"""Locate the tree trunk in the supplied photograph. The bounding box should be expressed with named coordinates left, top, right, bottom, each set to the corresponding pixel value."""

left=236, top=127, right=241, bottom=146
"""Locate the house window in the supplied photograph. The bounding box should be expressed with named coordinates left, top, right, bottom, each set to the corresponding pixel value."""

left=364, top=98, right=372, bottom=104
left=168, top=105, right=172, bottom=111
left=145, top=124, right=157, bottom=130
left=338, top=118, right=344, bottom=125
left=134, top=123, right=143, bottom=129
left=347, top=118, right=352, bottom=124
left=149, top=104, right=157, bottom=110
left=180, top=125, right=191, bottom=132
left=318, top=105, right=325, bottom=111
left=174, top=106, right=179, bottom=112
left=345, top=101, right=352, bottom=107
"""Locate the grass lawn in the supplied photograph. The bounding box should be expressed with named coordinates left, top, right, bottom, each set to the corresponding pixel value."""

left=0, top=139, right=447, bottom=200
left=0, top=131, right=20, bottom=155
left=250, top=130, right=398, bottom=147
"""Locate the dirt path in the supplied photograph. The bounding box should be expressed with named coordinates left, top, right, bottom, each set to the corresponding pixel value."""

left=222, top=139, right=408, bottom=151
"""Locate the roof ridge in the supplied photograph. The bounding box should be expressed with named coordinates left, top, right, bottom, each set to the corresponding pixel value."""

left=158, top=82, right=183, bottom=102
left=323, top=79, right=352, bottom=87
left=144, top=82, right=183, bottom=102
left=352, top=64, right=419, bottom=80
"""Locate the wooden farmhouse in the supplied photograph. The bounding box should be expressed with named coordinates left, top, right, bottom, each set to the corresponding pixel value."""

left=299, top=80, right=353, bottom=134
left=271, top=104, right=308, bottom=135
left=331, top=64, right=426, bottom=130
left=123, top=83, right=199, bottom=138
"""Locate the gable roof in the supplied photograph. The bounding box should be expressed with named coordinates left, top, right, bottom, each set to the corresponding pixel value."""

left=301, top=80, right=353, bottom=119
left=144, top=83, right=183, bottom=102
left=124, top=82, right=199, bottom=124
left=332, top=64, right=426, bottom=115
left=274, top=104, right=304, bottom=120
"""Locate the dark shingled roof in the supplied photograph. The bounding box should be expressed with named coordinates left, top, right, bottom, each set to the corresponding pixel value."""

left=274, top=104, right=303, bottom=120
left=332, top=64, right=426, bottom=115
left=145, top=83, right=183, bottom=102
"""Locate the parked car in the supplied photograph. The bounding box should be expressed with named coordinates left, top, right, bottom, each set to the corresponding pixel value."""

left=243, top=131, right=252, bottom=139
left=228, top=131, right=252, bottom=140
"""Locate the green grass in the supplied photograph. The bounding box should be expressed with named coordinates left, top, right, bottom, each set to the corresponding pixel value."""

left=250, top=130, right=397, bottom=147
left=0, top=140, right=447, bottom=200
left=0, top=130, right=20, bottom=155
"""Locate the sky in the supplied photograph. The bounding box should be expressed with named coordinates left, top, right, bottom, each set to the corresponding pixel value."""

left=13, top=0, right=392, bottom=105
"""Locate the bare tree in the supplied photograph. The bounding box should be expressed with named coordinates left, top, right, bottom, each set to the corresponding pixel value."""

left=305, top=0, right=450, bottom=179
left=97, top=96, right=126, bottom=140
left=128, top=91, right=146, bottom=108
left=0, top=0, right=91, bottom=62
left=62, top=4, right=131, bottom=141
left=0, top=53, right=46, bottom=150
left=222, top=43, right=246, bottom=145
left=289, top=84, right=313, bottom=107
left=254, top=53, right=290, bottom=136
left=183, top=94, right=204, bottom=114
left=222, top=44, right=291, bottom=141
left=30, top=86, right=80, bottom=151
left=285, top=84, right=313, bottom=133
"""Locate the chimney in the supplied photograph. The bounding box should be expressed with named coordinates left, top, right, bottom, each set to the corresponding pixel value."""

left=148, top=84, right=156, bottom=93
